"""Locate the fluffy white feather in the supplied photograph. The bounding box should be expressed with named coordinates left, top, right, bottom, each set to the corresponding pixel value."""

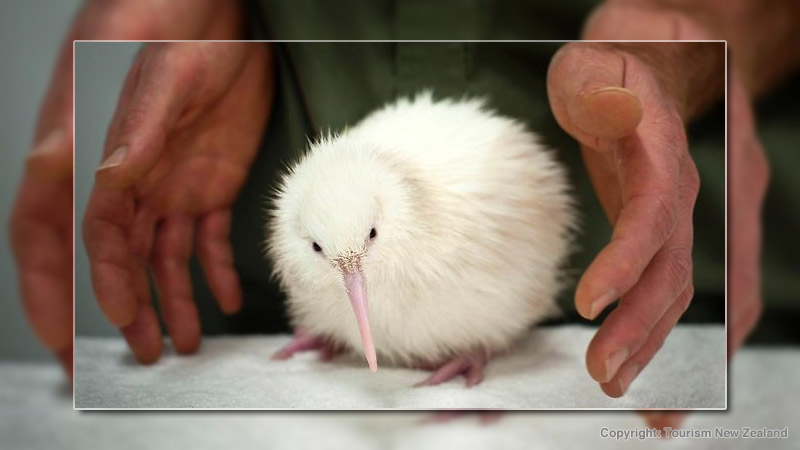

left=266, top=92, right=576, bottom=370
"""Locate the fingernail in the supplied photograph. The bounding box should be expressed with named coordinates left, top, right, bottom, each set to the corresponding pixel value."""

left=588, top=289, right=618, bottom=319
left=604, top=347, right=629, bottom=382
left=588, top=86, right=636, bottom=97
left=27, top=129, right=64, bottom=158
left=97, top=146, right=128, bottom=171
left=616, top=363, right=641, bottom=396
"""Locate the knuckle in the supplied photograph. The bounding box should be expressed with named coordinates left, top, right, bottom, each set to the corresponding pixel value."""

left=599, top=239, right=640, bottom=292
left=665, top=123, right=689, bottom=152
left=157, top=44, right=191, bottom=70
left=119, top=102, right=152, bottom=134
left=616, top=257, right=635, bottom=280
left=658, top=199, right=678, bottom=239
left=648, top=194, right=679, bottom=245
left=664, top=250, right=693, bottom=297
left=684, top=160, right=701, bottom=196
left=615, top=192, right=678, bottom=252
left=81, top=216, right=106, bottom=254
left=117, top=104, right=168, bottom=149
left=159, top=44, right=202, bottom=83
left=150, top=240, right=192, bottom=268
left=614, top=248, right=635, bottom=277
left=149, top=254, right=181, bottom=272
left=615, top=257, right=644, bottom=294
left=137, top=45, right=198, bottom=101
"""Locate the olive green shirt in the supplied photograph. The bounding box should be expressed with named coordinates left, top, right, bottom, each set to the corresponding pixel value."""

left=183, top=0, right=768, bottom=340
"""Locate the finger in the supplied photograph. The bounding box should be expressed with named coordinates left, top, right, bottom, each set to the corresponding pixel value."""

left=82, top=189, right=138, bottom=327
left=83, top=176, right=168, bottom=364
left=10, top=184, right=73, bottom=351
left=151, top=215, right=202, bottom=354
left=586, top=158, right=698, bottom=384
left=120, top=303, right=164, bottom=364
left=121, top=208, right=164, bottom=365
left=95, top=45, right=193, bottom=189
left=575, top=133, right=684, bottom=319
left=585, top=242, right=693, bottom=385
left=599, top=284, right=694, bottom=397
left=196, top=210, right=243, bottom=314
left=547, top=43, right=643, bottom=145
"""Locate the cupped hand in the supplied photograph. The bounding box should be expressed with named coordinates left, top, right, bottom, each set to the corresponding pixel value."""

left=577, top=1, right=773, bottom=431
left=547, top=41, right=720, bottom=398
left=83, top=42, right=274, bottom=363
left=9, top=0, right=240, bottom=377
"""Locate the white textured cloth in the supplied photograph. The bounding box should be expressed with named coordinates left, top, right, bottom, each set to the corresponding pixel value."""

left=73, top=325, right=725, bottom=409
left=4, top=344, right=800, bottom=449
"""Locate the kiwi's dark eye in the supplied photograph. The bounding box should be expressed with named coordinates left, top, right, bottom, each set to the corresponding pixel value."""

left=369, top=228, right=377, bottom=240
left=312, top=242, right=322, bottom=252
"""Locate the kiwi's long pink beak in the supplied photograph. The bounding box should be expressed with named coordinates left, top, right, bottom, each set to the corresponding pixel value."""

left=343, top=269, right=377, bottom=372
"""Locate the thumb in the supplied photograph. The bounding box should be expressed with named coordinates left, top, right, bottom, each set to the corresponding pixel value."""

left=95, top=50, right=191, bottom=189
left=547, top=43, right=643, bottom=146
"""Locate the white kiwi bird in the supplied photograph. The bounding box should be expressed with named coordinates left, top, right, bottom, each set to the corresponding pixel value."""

left=266, top=92, right=576, bottom=387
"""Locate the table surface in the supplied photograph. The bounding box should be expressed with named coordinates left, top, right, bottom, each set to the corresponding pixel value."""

left=73, top=325, right=725, bottom=409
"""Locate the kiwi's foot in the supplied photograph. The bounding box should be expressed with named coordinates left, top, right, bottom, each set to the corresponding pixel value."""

left=414, top=351, right=488, bottom=388
left=271, top=330, right=340, bottom=362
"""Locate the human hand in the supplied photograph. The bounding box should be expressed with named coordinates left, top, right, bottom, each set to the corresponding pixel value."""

left=82, top=42, right=274, bottom=363
left=9, top=177, right=73, bottom=374
left=579, top=0, right=782, bottom=430
left=727, top=73, right=769, bottom=354
left=547, top=41, right=723, bottom=398
left=637, top=64, right=765, bottom=448
left=25, top=0, right=242, bottom=180
left=9, top=0, right=239, bottom=377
